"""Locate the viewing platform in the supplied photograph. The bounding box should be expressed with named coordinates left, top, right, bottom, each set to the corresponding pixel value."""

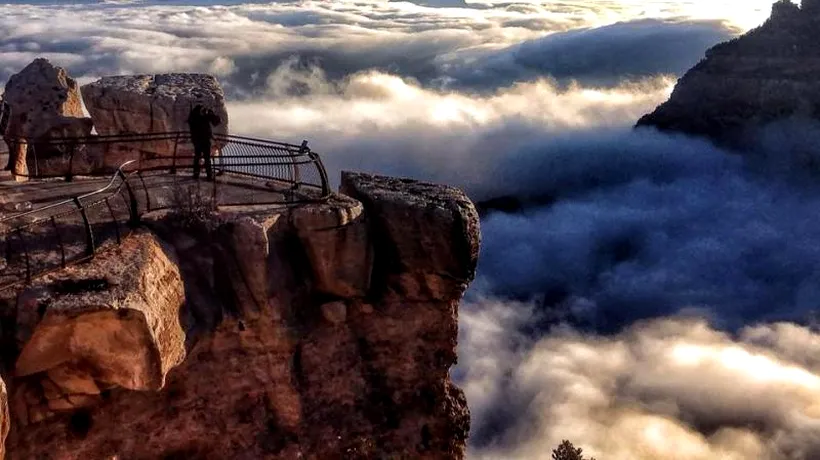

left=0, top=132, right=332, bottom=291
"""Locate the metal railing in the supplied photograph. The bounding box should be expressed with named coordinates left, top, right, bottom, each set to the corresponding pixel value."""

left=0, top=161, right=144, bottom=291
left=0, top=131, right=332, bottom=291
left=5, top=131, right=331, bottom=200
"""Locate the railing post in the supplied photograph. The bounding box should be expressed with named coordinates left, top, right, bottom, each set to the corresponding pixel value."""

left=74, top=197, right=95, bottom=257
left=295, top=140, right=307, bottom=186
left=104, top=197, right=122, bottom=245
left=216, top=142, right=224, bottom=176
left=119, top=170, right=140, bottom=227
left=309, top=149, right=331, bottom=199
left=137, top=170, right=152, bottom=213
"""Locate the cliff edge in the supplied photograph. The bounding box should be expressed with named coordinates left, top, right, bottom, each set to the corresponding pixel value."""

left=0, top=171, right=479, bottom=459
left=637, top=0, right=820, bottom=145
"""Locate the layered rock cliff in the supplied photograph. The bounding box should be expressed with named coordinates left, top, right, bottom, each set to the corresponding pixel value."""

left=0, top=172, right=479, bottom=458
left=637, top=0, right=820, bottom=145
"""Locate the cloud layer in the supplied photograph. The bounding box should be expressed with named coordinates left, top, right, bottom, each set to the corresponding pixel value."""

left=460, top=307, right=820, bottom=459
left=4, top=1, right=817, bottom=459
left=0, top=0, right=742, bottom=96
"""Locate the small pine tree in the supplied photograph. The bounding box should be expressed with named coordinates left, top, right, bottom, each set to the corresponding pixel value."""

left=552, top=440, right=597, bottom=460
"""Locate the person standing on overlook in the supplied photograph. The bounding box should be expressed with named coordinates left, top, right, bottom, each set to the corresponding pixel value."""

left=187, top=104, right=221, bottom=181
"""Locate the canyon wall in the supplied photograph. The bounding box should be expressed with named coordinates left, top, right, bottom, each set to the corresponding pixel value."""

left=0, top=171, right=479, bottom=459
left=637, top=0, right=820, bottom=147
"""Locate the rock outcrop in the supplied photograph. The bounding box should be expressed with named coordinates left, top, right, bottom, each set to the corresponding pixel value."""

left=2, top=58, right=93, bottom=178
left=10, top=232, right=185, bottom=427
left=2, top=173, right=479, bottom=459
left=637, top=0, right=820, bottom=145
left=341, top=172, right=480, bottom=302
left=291, top=195, right=372, bottom=298
left=81, top=74, right=228, bottom=169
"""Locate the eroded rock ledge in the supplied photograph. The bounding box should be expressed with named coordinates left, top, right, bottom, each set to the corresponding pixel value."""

left=0, top=172, right=479, bottom=459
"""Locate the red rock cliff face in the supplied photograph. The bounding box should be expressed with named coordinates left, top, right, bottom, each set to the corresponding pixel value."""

left=0, top=171, right=479, bottom=459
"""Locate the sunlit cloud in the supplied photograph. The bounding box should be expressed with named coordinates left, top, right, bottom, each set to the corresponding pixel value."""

left=461, top=307, right=820, bottom=460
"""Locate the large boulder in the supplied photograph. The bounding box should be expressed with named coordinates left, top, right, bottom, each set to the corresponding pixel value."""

left=81, top=74, right=229, bottom=170
left=13, top=232, right=186, bottom=424
left=2, top=58, right=93, bottom=178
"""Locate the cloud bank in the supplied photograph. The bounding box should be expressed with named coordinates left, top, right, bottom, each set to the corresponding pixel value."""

left=4, top=1, right=817, bottom=459
left=461, top=308, right=820, bottom=459
left=0, top=0, right=740, bottom=96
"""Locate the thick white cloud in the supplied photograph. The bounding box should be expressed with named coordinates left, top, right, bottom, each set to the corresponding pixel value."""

left=0, top=0, right=745, bottom=95
left=460, top=304, right=820, bottom=459
left=226, top=68, right=679, bottom=195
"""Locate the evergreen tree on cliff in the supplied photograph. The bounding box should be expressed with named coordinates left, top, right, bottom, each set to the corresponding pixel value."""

left=552, top=440, right=597, bottom=460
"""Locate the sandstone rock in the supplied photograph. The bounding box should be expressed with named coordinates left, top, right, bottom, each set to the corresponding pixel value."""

left=81, top=74, right=228, bottom=169
left=637, top=1, right=820, bottom=148
left=29, top=116, right=97, bottom=177
left=0, top=378, right=8, bottom=459
left=229, top=216, right=271, bottom=312
left=340, top=171, right=480, bottom=300
left=2, top=58, right=93, bottom=177
left=10, top=385, right=27, bottom=427
left=40, top=379, right=62, bottom=401
left=291, top=195, right=373, bottom=298
left=320, top=301, right=347, bottom=324
left=339, top=172, right=477, bottom=459
left=27, top=406, right=50, bottom=424
left=6, top=178, right=477, bottom=459
left=46, top=397, right=73, bottom=412
left=47, top=365, right=101, bottom=396
left=66, top=394, right=100, bottom=409
left=15, top=232, right=186, bottom=391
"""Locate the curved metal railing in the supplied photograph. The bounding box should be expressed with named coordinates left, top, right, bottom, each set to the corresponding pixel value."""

left=0, top=131, right=333, bottom=291
left=0, top=161, right=143, bottom=291
left=5, top=131, right=331, bottom=200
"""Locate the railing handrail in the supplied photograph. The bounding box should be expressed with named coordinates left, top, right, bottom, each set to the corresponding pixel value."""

left=6, top=131, right=309, bottom=151
left=0, top=160, right=137, bottom=225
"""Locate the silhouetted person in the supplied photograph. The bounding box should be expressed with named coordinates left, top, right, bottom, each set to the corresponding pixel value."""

left=187, top=104, right=221, bottom=180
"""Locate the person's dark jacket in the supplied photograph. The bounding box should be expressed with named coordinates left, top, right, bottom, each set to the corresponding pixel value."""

left=187, top=106, right=222, bottom=144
